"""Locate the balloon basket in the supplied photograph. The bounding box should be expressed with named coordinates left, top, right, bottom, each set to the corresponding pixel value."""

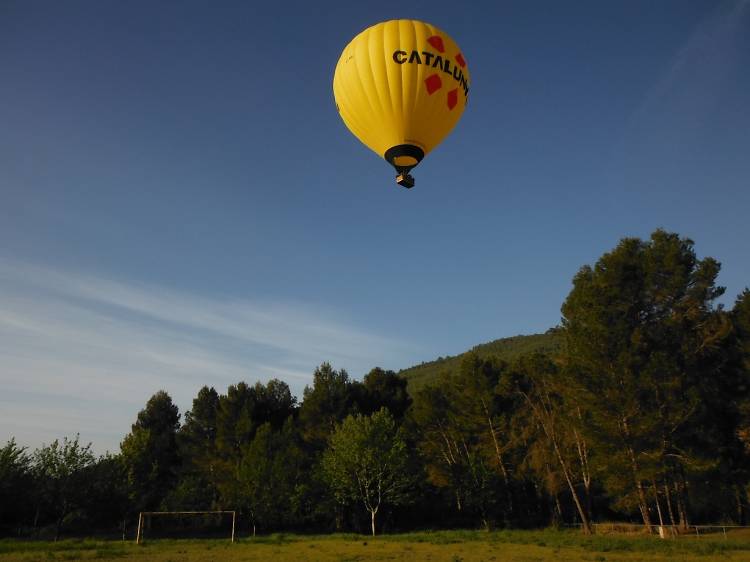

left=396, top=173, right=415, bottom=189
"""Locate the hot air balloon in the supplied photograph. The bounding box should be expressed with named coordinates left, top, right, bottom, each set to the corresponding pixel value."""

left=333, top=20, right=470, bottom=188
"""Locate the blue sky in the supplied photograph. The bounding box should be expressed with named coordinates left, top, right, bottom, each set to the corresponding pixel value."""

left=2, top=0, right=749, bottom=453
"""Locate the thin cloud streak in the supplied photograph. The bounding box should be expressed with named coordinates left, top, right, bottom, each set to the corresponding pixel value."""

left=1, top=261, right=401, bottom=362
left=0, top=259, right=418, bottom=453
left=628, top=1, right=747, bottom=127
left=602, top=0, right=750, bottom=192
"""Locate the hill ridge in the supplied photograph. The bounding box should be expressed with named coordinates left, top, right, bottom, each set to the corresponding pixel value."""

left=399, top=329, right=562, bottom=390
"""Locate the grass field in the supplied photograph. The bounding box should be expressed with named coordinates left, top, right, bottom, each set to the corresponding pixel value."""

left=3, top=529, right=750, bottom=562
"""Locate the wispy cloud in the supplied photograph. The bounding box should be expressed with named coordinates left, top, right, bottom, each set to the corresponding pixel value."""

left=603, top=0, right=749, bottom=191
left=0, top=259, right=417, bottom=453
left=628, top=1, right=748, bottom=130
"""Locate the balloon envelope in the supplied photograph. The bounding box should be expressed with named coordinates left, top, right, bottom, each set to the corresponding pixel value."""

left=333, top=20, right=470, bottom=180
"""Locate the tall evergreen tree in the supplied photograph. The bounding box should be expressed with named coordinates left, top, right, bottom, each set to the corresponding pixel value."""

left=181, top=387, right=220, bottom=455
left=214, top=380, right=297, bottom=508
left=361, top=367, right=412, bottom=421
left=120, top=391, right=181, bottom=511
left=238, top=421, right=305, bottom=535
left=734, top=289, right=750, bottom=372
left=299, top=363, right=362, bottom=450
left=176, top=386, right=220, bottom=509
left=728, top=290, right=750, bottom=522
left=562, top=230, right=731, bottom=529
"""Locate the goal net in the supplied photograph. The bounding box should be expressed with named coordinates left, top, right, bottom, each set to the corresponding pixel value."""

left=135, top=510, right=236, bottom=543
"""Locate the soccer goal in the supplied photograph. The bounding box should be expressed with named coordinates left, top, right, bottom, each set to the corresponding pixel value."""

left=135, top=510, right=236, bottom=544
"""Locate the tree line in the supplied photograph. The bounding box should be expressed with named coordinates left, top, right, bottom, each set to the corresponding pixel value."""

left=2, top=229, right=749, bottom=538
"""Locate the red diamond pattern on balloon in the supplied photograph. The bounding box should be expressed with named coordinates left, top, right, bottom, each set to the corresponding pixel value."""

left=447, top=89, right=458, bottom=110
left=425, top=74, right=442, bottom=95
left=427, top=35, right=445, bottom=53
left=455, top=53, right=466, bottom=68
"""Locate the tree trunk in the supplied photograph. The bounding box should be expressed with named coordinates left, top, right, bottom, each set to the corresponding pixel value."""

left=663, top=480, right=677, bottom=527
left=652, top=480, right=665, bottom=529
left=335, top=504, right=343, bottom=531
left=553, top=491, right=564, bottom=526
left=622, top=419, right=652, bottom=531
left=552, top=437, right=592, bottom=534
left=573, top=420, right=593, bottom=522
left=370, top=509, right=377, bottom=536
left=520, top=390, right=591, bottom=534
left=635, top=479, right=652, bottom=531
left=674, top=476, right=689, bottom=531
left=736, top=483, right=747, bottom=525
left=482, top=400, right=514, bottom=520
left=482, top=400, right=509, bottom=483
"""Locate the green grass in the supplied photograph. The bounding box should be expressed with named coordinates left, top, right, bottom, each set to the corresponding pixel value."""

left=0, top=538, right=129, bottom=560
left=2, top=528, right=749, bottom=562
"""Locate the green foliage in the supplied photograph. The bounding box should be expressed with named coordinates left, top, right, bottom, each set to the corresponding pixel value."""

left=180, top=386, right=219, bottom=458
left=562, top=230, right=737, bottom=526
left=4, top=228, right=750, bottom=539
left=361, top=367, right=412, bottom=421
left=84, top=453, right=130, bottom=530
left=400, top=331, right=563, bottom=392
left=299, top=363, right=362, bottom=450
left=213, top=379, right=297, bottom=511
left=504, top=353, right=593, bottom=532
left=409, top=354, right=511, bottom=529
left=322, top=409, right=415, bottom=534
left=32, top=435, right=96, bottom=539
left=175, top=386, right=220, bottom=510
left=120, top=391, right=181, bottom=511
left=734, top=289, right=750, bottom=371
left=237, top=421, right=305, bottom=533
left=216, top=380, right=296, bottom=461
left=0, top=439, right=33, bottom=529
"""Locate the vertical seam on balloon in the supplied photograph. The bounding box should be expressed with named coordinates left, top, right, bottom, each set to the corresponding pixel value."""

left=421, top=22, right=440, bottom=154
left=335, top=51, right=369, bottom=146
left=382, top=21, right=399, bottom=144
left=349, top=29, right=382, bottom=155
left=409, top=19, right=420, bottom=140
left=420, top=21, right=439, bottom=154
left=399, top=19, right=411, bottom=140
left=333, top=55, right=361, bottom=144
left=367, top=26, right=391, bottom=153
left=355, top=28, right=386, bottom=155
left=367, top=23, right=393, bottom=152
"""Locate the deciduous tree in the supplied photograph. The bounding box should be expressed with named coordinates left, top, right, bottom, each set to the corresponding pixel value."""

left=322, top=409, right=414, bottom=535
left=33, top=435, right=95, bottom=540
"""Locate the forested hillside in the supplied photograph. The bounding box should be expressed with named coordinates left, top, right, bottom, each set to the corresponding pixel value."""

left=399, top=331, right=563, bottom=391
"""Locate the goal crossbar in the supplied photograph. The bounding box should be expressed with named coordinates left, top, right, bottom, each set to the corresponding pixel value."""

left=136, top=510, right=236, bottom=544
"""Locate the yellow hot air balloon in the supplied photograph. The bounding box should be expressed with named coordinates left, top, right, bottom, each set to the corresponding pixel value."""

left=333, top=19, right=470, bottom=188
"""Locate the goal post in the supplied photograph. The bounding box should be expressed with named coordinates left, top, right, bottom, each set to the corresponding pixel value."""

left=135, top=510, right=236, bottom=544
